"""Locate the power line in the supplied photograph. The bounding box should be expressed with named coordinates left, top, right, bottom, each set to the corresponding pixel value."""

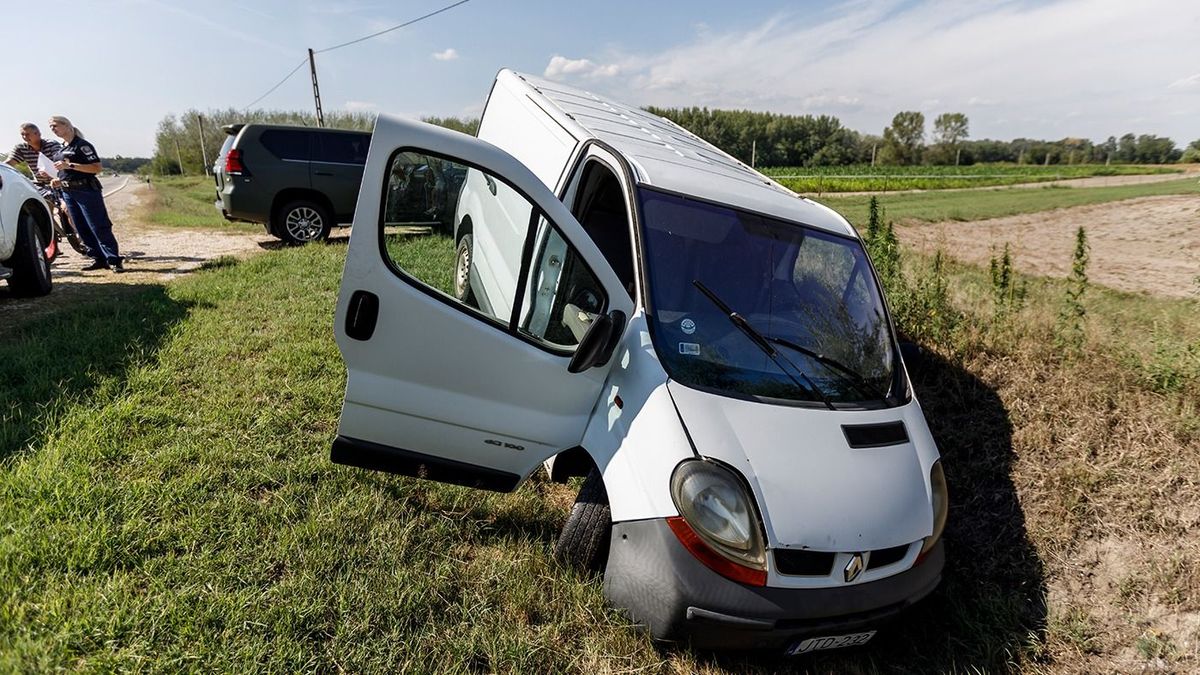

left=243, top=59, right=307, bottom=110
left=241, top=0, right=471, bottom=111
left=315, top=0, right=470, bottom=53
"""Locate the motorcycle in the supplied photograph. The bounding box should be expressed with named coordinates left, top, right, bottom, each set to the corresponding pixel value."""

left=43, top=189, right=87, bottom=262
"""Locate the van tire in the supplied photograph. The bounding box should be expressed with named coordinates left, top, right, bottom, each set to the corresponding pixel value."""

left=554, top=468, right=611, bottom=573
left=6, top=210, right=52, bottom=297
left=454, top=232, right=476, bottom=305
left=276, top=199, right=332, bottom=245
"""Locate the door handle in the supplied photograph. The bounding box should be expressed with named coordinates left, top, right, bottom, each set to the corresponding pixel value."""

left=314, top=171, right=334, bottom=176
left=345, top=290, right=379, bottom=341
left=485, top=175, right=497, bottom=196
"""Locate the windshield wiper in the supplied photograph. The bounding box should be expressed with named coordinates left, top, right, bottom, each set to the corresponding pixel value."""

left=765, top=336, right=888, bottom=401
left=692, top=279, right=834, bottom=410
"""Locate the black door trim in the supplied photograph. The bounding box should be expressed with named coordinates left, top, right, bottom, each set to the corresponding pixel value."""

left=331, top=435, right=522, bottom=492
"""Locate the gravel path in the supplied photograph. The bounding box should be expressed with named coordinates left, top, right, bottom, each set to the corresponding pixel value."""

left=1, top=176, right=273, bottom=323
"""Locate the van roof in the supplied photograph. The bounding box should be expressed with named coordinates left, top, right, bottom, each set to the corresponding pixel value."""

left=503, top=70, right=855, bottom=237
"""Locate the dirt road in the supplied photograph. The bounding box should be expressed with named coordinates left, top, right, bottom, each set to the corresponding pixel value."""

left=1, top=177, right=271, bottom=322
left=898, top=193, right=1200, bottom=298
left=51, top=176, right=270, bottom=283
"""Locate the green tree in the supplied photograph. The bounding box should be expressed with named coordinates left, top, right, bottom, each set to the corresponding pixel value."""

left=1182, top=139, right=1200, bottom=163
left=930, top=113, right=969, bottom=165
left=879, top=111, right=925, bottom=165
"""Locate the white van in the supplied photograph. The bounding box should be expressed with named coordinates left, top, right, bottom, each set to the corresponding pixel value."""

left=332, top=70, right=947, bottom=654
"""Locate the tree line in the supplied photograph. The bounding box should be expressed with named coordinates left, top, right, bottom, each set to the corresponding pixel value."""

left=149, top=109, right=479, bottom=176
left=647, top=107, right=1192, bottom=167
left=149, top=106, right=1195, bottom=173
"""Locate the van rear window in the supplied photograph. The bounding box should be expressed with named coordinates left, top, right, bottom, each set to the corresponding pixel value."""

left=260, top=130, right=310, bottom=161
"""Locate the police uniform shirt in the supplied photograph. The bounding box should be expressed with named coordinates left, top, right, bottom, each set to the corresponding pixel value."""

left=60, top=136, right=102, bottom=189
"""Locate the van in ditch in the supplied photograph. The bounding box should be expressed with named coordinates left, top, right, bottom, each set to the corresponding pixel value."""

left=331, top=69, right=947, bottom=653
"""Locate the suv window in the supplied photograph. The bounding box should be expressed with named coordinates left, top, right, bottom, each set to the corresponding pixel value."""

left=260, top=130, right=310, bottom=161
left=314, top=133, right=370, bottom=165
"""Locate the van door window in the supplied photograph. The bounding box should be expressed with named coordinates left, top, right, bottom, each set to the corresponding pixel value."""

left=379, top=149, right=606, bottom=351
left=518, top=224, right=605, bottom=348
left=260, top=130, right=310, bottom=161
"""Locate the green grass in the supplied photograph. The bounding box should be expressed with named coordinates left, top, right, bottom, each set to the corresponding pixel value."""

left=818, top=177, right=1200, bottom=227
left=143, top=176, right=259, bottom=231
left=761, top=163, right=1183, bottom=193
left=3, top=229, right=1196, bottom=671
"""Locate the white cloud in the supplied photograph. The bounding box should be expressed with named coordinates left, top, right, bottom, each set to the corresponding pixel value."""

left=432, top=48, right=459, bottom=61
left=544, top=55, right=620, bottom=79
left=344, top=100, right=379, bottom=112
left=1167, top=73, right=1200, bottom=90
left=547, top=0, right=1200, bottom=142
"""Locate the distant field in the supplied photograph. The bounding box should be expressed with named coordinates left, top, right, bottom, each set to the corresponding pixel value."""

left=761, top=163, right=1183, bottom=193
left=819, top=177, right=1200, bottom=227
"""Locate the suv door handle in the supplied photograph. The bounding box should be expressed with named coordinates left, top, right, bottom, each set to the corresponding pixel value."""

left=485, top=175, right=497, bottom=196
left=345, top=290, right=379, bottom=341
left=314, top=170, right=334, bottom=176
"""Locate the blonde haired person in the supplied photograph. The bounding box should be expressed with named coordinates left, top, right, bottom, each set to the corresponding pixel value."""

left=48, top=115, right=123, bottom=272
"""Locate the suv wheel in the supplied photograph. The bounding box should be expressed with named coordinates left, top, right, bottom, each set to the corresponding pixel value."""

left=6, top=210, right=52, bottom=297
left=276, top=200, right=332, bottom=245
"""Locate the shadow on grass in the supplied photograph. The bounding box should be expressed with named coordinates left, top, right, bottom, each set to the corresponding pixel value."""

left=0, top=282, right=191, bottom=462
left=685, top=346, right=1047, bottom=673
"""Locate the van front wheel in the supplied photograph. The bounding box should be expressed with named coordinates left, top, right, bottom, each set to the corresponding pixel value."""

left=554, top=468, right=611, bottom=573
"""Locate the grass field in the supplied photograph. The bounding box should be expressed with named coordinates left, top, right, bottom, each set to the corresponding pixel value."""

left=2, top=176, right=1197, bottom=671
left=818, top=177, right=1200, bottom=227
left=141, top=176, right=259, bottom=231
left=761, top=164, right=1184, bottom=193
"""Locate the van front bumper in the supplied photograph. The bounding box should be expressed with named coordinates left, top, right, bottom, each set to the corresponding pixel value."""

left=604, top=518, right=943, bottom=651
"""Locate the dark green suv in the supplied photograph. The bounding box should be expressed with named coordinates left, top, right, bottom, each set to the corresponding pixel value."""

left=213, top=124, right=371, bottom=244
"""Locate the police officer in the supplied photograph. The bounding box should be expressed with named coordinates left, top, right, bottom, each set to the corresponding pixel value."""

left=47, top=115, right=123, bottom=272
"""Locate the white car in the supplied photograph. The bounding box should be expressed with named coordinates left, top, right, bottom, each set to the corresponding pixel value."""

left=0, top=164, right=53, bottom=296
left=332, top=70, right=946, bottom=654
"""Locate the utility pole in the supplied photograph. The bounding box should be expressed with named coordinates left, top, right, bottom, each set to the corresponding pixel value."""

left=173, top=137, right=185, bottom=175
left=196, top=113, right=210, bottom=175
left=751, top=140, right=756, bottom=168
left=308, top=48, right=325, bottom=128
left=870, top=143, right=877, bottom=167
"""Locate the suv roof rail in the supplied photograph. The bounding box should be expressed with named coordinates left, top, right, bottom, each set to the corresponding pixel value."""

left=222, top=124, right=245, bottom=135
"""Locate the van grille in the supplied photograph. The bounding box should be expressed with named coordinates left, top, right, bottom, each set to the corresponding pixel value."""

left=774, top=550, right=835, bottom=576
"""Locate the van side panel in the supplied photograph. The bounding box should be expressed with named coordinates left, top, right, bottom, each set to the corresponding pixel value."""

left=477, top=75, right=579, bottom=193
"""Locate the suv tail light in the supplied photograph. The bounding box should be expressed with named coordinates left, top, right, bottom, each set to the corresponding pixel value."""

left=225, top=149, right=248, bottom=176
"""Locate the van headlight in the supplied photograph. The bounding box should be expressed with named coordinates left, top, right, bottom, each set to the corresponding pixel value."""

left=919, top=460, right=948, bottom=559
left=669, top=460, right=766, bottom=582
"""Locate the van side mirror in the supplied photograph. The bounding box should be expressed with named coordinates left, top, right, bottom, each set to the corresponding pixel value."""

left=568, top=310, right=627, bottom=373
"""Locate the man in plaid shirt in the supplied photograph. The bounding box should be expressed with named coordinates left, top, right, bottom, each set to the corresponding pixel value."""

left=6, top=122, right=64, bottom=198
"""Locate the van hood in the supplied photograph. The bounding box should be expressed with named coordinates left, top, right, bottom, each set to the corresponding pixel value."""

left=667, top=381, right=938, bottom=551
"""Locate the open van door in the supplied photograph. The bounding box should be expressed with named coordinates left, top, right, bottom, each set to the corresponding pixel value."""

left=332, top=115, right=632, bottom=491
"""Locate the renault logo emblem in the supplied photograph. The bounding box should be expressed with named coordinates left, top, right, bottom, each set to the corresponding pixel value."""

left=844, top=553, right=865, bottom=582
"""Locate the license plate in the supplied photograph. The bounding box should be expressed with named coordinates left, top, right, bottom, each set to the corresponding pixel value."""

left=787, top=630, right=876, bottom=655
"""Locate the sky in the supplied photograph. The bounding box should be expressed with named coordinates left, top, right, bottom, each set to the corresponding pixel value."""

left=2, top=0, right=1197, bottom=157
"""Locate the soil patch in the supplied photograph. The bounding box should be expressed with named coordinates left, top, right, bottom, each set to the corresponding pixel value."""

left=898, top=194, right=1200, bottom=298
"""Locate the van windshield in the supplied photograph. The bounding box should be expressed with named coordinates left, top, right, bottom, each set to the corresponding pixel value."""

left=638, top=188, right=902, bottom=407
